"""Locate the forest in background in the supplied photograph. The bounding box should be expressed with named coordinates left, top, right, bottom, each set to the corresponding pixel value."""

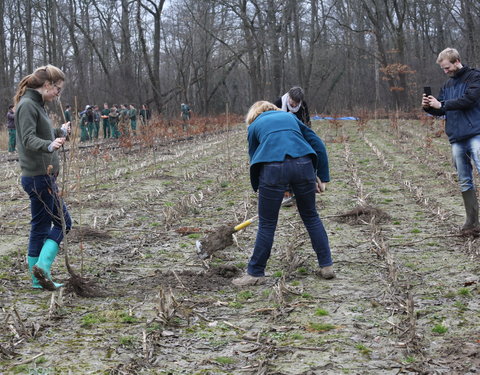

left=0, top=0, right=479, bottom=118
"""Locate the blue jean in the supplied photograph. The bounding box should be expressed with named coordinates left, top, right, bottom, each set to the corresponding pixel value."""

left=21, top=175, right=72, bottom=257
left=451, top=135, right=480, bottom=192
left=247, top=156, right=333, bottom=276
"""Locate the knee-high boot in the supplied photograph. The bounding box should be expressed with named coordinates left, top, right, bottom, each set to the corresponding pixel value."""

left=461, top=189, right=480, bottom=231
left=32, top=239, right=64, bottom=290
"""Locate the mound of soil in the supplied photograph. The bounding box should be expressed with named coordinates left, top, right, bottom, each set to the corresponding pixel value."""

left=335, top=205, right=390, bottom=225
left=134, top=265, right=241, bottom=293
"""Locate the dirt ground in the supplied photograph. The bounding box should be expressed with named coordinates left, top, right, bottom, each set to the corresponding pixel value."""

left=0, top=119, right=479, bottom=374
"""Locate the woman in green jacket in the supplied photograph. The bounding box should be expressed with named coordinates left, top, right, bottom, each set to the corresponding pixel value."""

left=14, top=64, right=71, bottom=290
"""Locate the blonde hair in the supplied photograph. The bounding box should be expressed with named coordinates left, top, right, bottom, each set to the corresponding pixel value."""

left=436, top=48, right=461, bottom=64
left=14, top=64, right=65, bottom=105
left=245, top=101, right=280, bottom=125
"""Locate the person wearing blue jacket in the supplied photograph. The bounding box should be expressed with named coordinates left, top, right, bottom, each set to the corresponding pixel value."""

left=232, top=101, right=334, bottom=286
left=423, top=48, right=480, bottom=231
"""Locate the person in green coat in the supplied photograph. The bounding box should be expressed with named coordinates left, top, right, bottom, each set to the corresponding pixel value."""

left=118, top=104, right=129, bottom=136
left=7, top=105, right=16, bottom=152
left=64, top=104, right=72, bottom=123
left=129, top=104, right=137, bottom=136
left=101, top=103, right=110, bottom=138
left=80, top=105, right=94, bottom=142
left=108, top=105, right=120, bottom=138
left=14, top=64, right=72, bottom=290
left=93, top=105, right=100, bottom=139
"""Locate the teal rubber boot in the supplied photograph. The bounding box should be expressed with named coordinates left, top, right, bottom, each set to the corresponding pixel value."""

left=32, top=239, right=64, bottom=291
left=27, top=256, right=42, bottom=289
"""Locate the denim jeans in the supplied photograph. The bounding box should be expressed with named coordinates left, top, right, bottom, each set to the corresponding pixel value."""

left=21, top=175, right=72, bottom=257
left=451, top=134, right=480, bottom=192
left=247, top=156, right=333, bottom=276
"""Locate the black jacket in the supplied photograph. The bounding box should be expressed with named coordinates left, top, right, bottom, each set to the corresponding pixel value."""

left=274, top=97, right=311, bottom=127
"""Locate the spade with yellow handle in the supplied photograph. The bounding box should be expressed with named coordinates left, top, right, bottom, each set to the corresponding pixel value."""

left=195, top=196, right=295, bottom=259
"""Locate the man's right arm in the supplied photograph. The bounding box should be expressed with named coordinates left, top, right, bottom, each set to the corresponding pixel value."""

left=423, top=87, right=446, bottom=117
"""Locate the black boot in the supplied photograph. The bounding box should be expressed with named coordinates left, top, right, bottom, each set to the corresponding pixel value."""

left=461, top=190, right=480, bottom=231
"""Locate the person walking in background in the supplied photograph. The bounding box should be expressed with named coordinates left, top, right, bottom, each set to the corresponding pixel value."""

left=181, top=103, right=191, bottom=131
left=140, top=103, right=151, bottom=126
left=101, top=103, right=110, bottom=138
left=129, top=104, right=137, bottom=136
left=109, top=104, right=120, bottom=138
left=274, top=86, right=311, bottom=127
left=423, top=47, right=480, bottom=232
left=232, top=101, right=334, bottom=287
left=93, top=105, right=101, bottom=139
left=119, top=104, right=129, bottom=136
left=7, top=105, right=16, bottom=152
left=79, top=105, right=94, bottom=142
left=64, top=104, right=72, bottom=124
left=14, top=64, right=72, bottom=290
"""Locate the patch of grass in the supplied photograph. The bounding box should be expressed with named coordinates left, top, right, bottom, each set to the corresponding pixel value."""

left=453, top=301, right=468, bottom=312
left=458, top=288, right=471, bottom=297
left=301, top=292, right=313, bottom=299
left=220, top=182, right=229, bottom=188
left=146, top=322, right=162, bottom=332
left=315, top=308, right=329, bottom=316
left=296, top=266, right=308, bottom=274
left=289, top=332, right=304, bottom=340
left=355, top=343, right=372, bottom=356
left=235, top=262, right=247, bottom=269
left=432, top=324, right=448, bottom=334
left=272, top=271, right=283, bottom=278
left=215, top=356, right=236, bottom=365
left=187, top=233, right=201, bottom=239
left=228, top=301, right=243, bottom=309
left=290, top=280, right=301, bottom=286
left=404, top=356, right=416, bottom=364
left=11, top=365, right=29, bottom=374
left=410, top=228, right=421, bottom=234
left=307, top=322, right=335, bottom=332
left=119, top=312, right=139, bottom=324
left=237, top=290, right=254, bottom=301
left=393, top=221, right=401, bottom=225
left=119, top=335, right=136, bottom=346
left=81, top=313, right=106, bottom=328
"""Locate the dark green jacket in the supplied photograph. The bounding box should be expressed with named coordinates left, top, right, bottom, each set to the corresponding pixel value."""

left=16, top=89, right=63, bottom=176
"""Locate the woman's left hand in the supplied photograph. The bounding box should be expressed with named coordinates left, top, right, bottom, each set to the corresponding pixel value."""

left=316, top=177, right=326, bottom=193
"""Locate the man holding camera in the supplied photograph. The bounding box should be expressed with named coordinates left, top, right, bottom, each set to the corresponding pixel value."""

left=423, top=47, right=480, bottom=231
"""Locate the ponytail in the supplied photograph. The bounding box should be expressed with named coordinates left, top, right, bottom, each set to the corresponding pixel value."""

left=13, top=64, right=65, bottom=106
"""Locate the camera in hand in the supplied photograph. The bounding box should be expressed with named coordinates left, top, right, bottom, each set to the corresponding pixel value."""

left=423, top=86, right=432, bottom=96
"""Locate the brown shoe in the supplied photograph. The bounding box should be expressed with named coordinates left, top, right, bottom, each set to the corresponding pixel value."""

left=232, top=274, right=265, bottom=287
left=319, top=266, right=335, bottom=279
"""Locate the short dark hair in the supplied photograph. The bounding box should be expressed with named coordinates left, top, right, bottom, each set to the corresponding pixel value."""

left=288, top=86, right=304, bottom=103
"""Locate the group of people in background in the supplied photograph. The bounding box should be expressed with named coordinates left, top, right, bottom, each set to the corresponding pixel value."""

left=66, top=103, right=152, bottom=142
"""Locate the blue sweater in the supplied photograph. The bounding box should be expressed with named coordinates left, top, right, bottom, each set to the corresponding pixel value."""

left=425, top=66, right=480, bottom=144
left=248, top=110, right=329, bottom=191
